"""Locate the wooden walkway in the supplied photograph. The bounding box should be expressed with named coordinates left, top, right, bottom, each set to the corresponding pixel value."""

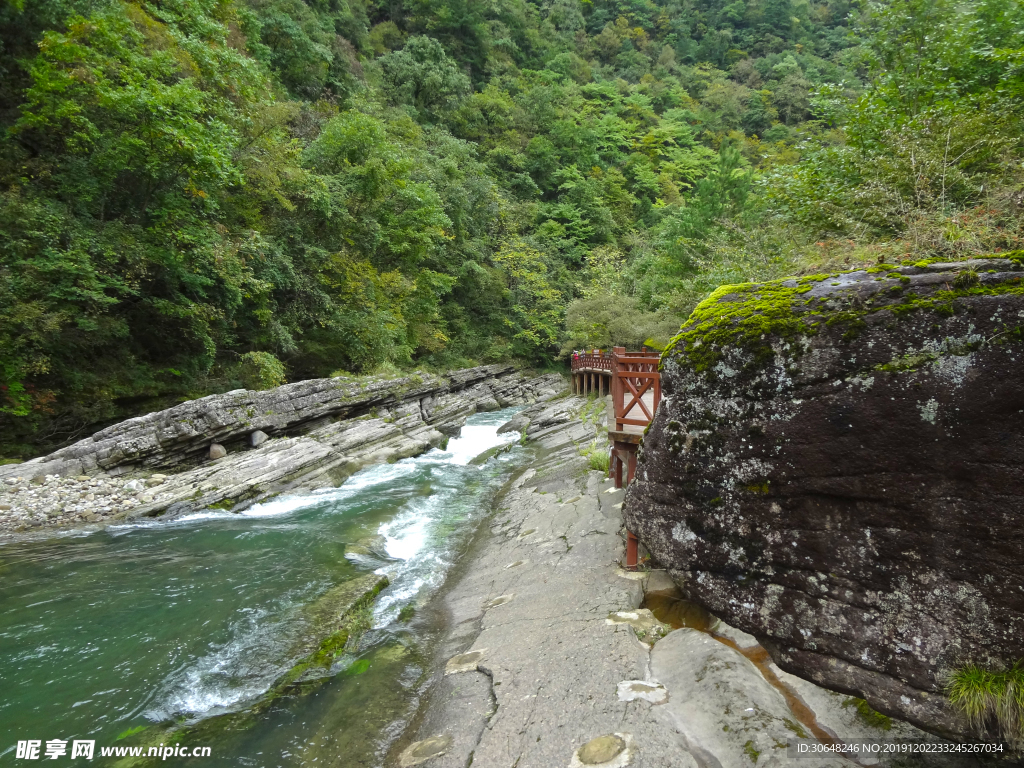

left=570, top=346, right=661, bottom=569
left=612, top=391, right=656, bottom=436
left=570, top=351, right=613, bottom=396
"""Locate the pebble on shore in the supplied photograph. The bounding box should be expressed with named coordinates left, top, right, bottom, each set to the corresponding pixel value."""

left=0, top=474, right=168, bottom=532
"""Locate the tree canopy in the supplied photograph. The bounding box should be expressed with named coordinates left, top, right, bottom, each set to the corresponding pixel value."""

left=1, top=0, right=1021, bottom=455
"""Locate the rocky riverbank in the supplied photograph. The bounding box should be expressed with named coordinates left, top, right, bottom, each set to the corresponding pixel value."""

left=389, top=396, right=969, bottom=768
left=0, top=366, right=564, bottom=536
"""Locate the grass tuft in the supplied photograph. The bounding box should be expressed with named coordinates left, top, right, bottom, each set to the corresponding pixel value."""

left=947, top=662, right=1024, bottom=747
left=953, top=268, right=981, bottom=289
left=579, top=439, right=610, bottom=473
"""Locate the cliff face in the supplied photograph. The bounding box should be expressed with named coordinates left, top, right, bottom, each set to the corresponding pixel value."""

left=625, top=256, right=1024, bottom=740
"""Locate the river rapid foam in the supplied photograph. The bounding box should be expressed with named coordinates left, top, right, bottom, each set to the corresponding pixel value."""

left=0, top=408, right=525, bottom=765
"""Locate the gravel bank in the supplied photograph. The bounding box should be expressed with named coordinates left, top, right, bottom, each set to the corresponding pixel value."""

left=0, top=472, right=172, bottom=531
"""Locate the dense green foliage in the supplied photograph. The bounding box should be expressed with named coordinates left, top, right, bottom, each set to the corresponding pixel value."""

left=0, top=0, right=1021, bottom=454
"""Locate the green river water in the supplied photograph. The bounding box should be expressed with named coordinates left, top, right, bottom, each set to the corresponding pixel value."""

left=0, top=408, right=526, bottom=766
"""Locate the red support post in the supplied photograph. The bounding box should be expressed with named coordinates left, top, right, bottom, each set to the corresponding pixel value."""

left=625, top=530, right=639, bottom=569
left=593, top=346, right=659, bottom=569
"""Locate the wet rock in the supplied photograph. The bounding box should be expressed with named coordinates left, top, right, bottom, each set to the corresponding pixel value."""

left=496, top=412, right=530, bottom=434
left=344, top=535, right=395, bottom=568
left=570, top=733, right=635, bottom=768
left=399, top=735, right=452, bottom=767
left=445, top=649, right=486, bottom=675
left=604, top=608, right=667, bottom=640
left=302, top=573, right=390, bottom=644
left=627, top=257, right=1024, bottom=740
left=344, top=534, right=390, bottom=559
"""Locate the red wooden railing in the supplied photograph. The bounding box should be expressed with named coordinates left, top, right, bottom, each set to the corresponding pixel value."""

left=570, top=351, right=614, bottom=372
left=566, top=345, right=663, bottom=497
left=607, top=347, right=662, bottom=571
left=610, top=347, right=661, bottom=433
left=569, top=350, right=613, bottom=396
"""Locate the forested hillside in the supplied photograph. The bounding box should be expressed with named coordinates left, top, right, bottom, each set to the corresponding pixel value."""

left=1, top=0, right=1021, bottom=456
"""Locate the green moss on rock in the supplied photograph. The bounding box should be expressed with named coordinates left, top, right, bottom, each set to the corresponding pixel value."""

left=743, top=739, right=761, bottom=763
left=842, top=697, right=893, bottom=731
left=662, top=280, right=820, bottom=374
left=663, top=255, right=1024, bottom=377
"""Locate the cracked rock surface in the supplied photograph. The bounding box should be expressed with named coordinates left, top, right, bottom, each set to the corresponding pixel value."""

left=626, top=258, right=1024, bottom=741
left=392, top=401, right=885, bottom=768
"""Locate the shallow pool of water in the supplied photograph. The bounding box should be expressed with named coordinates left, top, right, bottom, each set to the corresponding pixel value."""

left=0, top=409, right=526, bottom=765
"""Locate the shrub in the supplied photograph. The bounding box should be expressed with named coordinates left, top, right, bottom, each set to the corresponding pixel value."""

left=237, top=352, right=287, bottom=391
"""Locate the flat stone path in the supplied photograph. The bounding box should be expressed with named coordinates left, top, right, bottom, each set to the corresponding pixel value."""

left=391, top=400, right=935, bottom=768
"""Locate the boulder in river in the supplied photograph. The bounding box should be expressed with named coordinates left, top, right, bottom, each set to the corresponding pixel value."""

left=626, top=256, right=1024, bottom=741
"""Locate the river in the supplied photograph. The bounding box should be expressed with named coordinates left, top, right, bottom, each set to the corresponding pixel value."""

left=0, top=408, right=526, bottom=766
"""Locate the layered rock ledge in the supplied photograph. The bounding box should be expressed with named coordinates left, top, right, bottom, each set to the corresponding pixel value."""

left=395, top=396, right=945, bottom=768
left=625, top=256, right=1024, bottom=741
left=0, top=366, right=564, bottom=534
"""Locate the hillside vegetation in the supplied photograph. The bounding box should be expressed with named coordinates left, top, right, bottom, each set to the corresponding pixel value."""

left=1, top=0, right=1021, bottom=455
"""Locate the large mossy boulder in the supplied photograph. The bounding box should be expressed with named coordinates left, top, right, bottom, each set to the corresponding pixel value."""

left=626, top=255, right=1024, bottom=741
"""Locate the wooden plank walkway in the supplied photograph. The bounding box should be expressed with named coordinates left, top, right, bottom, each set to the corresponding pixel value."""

left=611, top=391, right=655, bottom=436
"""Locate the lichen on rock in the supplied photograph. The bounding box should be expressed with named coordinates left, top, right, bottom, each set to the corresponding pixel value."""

left=627, top=255, right=1024, bottom=742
